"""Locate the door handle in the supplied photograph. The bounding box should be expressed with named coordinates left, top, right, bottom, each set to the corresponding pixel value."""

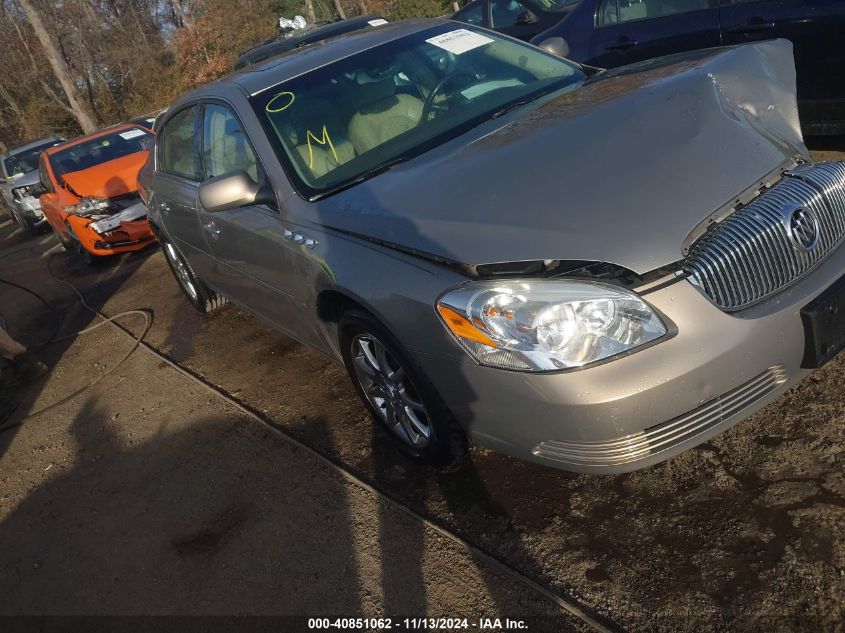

left=203, top=221, right=221, bottom=239
left=726, top=20, right=775, bottom=34
left=158, top=201, right=171, bottom=212
left=605, top=37, right=637, bottom=51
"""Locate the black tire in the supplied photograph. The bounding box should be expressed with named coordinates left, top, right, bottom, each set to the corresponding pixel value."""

left=20, top=214, right=41, bottom=237
left=339, top=309, right=467, bottom=467
left=65, top=224, right=99, bottom=266
left=54, top=228, right=73, bottom=251
left=76, top=242, right=99, bottom=266
left=161, top=238, right=227, bottom=314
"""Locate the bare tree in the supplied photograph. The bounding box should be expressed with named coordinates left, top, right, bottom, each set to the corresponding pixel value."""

left=303, top=0, right=316, bottom=24
left=333, top=0, right=346, bottom=19
left=0, top=81, right=33, bottom=137
left=170, top=0, right=192, bottom=27
left=16, top=0, right=97, bottom=133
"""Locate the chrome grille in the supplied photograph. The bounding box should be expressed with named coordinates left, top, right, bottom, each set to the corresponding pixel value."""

left=684, top=162, right=845, bottom=310
left=532, top=366, right=788, bottom=468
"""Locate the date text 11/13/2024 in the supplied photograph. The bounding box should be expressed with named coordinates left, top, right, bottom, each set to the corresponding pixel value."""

left=307, top=617, right=529, bottom=630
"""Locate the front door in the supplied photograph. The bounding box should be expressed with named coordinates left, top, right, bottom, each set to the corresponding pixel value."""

left=585, top=0, right=722, bottom=68
left=152, top=105, right=211, bottom=277
left=196, top=102, right=313, bottom=343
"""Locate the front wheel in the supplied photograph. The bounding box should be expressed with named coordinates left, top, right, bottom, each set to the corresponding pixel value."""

left=22, top=216, right=39, bottom=236
left=340, top=310, right=467, bottom=466
left=54, top=228, right=73, bottom=251
left=161, top=239, right=227, bottom=314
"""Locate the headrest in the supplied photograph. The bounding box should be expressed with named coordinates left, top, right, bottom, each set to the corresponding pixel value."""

left=280, top=98, right=346, bottom=146
left=356, top=78, right=397, bottom=110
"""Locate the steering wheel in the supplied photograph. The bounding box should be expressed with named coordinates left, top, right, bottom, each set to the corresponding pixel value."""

left=421, top=72, right=477, bottom=121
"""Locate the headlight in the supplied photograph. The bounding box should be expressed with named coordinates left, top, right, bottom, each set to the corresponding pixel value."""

left=436, top=280, right=667, bottom=372
left=63, top=197, right=110, bottom=216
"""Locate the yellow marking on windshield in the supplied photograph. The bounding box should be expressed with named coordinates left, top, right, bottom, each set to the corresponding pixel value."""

left=306, top=126, right=339, bottom=169
left=266, top=91, right=296, bottom=113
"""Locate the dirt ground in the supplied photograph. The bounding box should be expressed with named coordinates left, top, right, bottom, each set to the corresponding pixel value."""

left=1, top=140, right=845, bottom=632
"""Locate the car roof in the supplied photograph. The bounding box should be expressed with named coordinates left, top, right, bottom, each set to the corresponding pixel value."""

left=234, top=15, right=386, bottom=70
left=44, top=123, right=147, bottom=156
left=192, top=18, right=452, bottom=100
left=2, top=136, right=64, bottom=159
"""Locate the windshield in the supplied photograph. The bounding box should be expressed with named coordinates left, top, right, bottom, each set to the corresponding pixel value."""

left=251, top=24, right=584, bottom=199
left=49, top=127, right=152, bottom=181
left=4, top=141, right=59, bottom=177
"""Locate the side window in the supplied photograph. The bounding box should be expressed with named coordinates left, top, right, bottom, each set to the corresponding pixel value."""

left=39, top=155, right=53, bottom=193
left=598, top=0, right=618, bottom=25
left=202, top=104, right=259, bottom=182
left=599, top=0, right=716, bottom=25
left=491, top=0, right=528, bottom=28
left=454, top=1, right=484, bottom=25
left=160, top=106, right=201, bottom=181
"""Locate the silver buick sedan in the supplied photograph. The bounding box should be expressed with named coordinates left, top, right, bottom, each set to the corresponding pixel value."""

left=146, top=19, right=845, bottom=473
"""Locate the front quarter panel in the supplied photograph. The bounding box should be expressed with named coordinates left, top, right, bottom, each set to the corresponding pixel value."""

left=286, top=217, right=472, bottom=363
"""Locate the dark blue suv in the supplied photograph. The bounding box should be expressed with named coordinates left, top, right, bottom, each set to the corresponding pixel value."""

left=531, top=0, right=845, bottom=134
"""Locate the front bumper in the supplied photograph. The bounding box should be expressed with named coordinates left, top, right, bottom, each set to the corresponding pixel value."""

left=15, top=196, right=46, bottom=224
left=414, top=241, right=845, bottom=474
left=66, top=213, right=155, bottom=257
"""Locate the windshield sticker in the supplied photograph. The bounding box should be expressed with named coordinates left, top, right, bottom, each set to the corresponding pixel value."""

left=425, top=29, right=493, bottom=55
left=367, top=18, right=388, bottom=26
left=306, top=126, right=339, bottom=169
left=119, top=128, right=146, bottom=140
left=266, top=91, right=296, bottom=114
left=460, top=78, right=524, bottom=100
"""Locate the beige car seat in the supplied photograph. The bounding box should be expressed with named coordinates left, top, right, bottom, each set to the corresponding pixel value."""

left=283, top=99, right=355, bottom=180
left=347, top=77, right=423, bottom=155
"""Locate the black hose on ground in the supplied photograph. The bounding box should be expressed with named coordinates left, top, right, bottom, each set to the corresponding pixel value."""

left=0, top=254, right=152, bottom=430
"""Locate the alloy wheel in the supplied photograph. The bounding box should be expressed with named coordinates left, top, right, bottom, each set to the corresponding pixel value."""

left=164, top=242, right=198, bottom=302
left=350, top=333, right=433, bottom=449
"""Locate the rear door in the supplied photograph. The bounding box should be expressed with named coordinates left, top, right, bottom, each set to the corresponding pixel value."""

left=196, top=101, right=312, bottom=342
left=719, top=0, right=845, bottom=128
left=152, top=105, right=212, bottom=277
left=585, top=0, right=722, bottom=68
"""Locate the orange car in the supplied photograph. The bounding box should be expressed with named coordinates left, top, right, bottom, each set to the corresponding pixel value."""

left=38, top=123, right=156, bottom=263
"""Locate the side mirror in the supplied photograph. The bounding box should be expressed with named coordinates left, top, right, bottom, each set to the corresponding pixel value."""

left=198, top=170, right=275, bottom=213
left=538, top=36, right=570, bottom=58
left=517, top=9, right=538, bottom=24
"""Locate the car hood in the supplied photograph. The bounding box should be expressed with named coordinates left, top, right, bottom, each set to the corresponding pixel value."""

left=62, top=151, right=148, bottom=199
left=313, top=40, right=807, bottom=275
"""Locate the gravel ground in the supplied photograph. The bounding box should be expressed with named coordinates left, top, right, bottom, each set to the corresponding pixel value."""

left=1, top=140, right=844, bottom=631
left=0, top=228, right=590, bottom=631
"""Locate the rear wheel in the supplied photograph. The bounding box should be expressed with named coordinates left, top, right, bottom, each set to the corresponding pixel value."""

left=161, top=239, right=227, bottom=314
left=340, top=310, right=467, bottom=466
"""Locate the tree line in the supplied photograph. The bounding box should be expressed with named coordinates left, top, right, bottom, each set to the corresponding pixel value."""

left=0, top=0, right=452, bottom=151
